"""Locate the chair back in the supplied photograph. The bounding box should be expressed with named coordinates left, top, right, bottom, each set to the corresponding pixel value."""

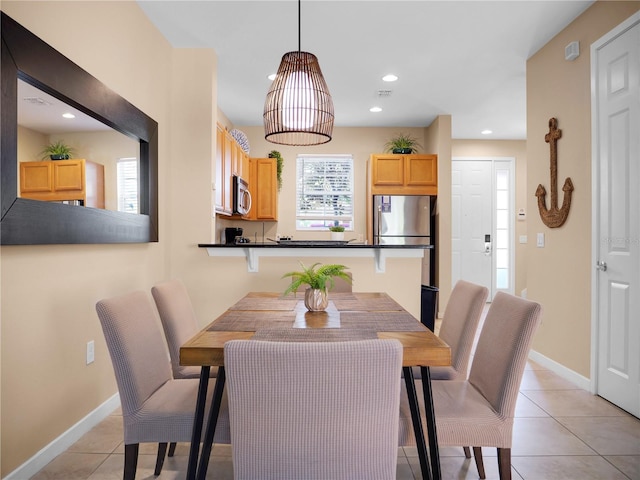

left=96, top=291, right=172, bottom=416
left=469, top=291, right=542, bottom=418
left=225, top=339, right=402, bottom=480
left=151, top=279, right=202, bottom=378
left=437, top=280, right=488, bottom=378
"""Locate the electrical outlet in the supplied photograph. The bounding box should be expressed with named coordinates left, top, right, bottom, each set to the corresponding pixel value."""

left=86, top=340, right=95, bottom=365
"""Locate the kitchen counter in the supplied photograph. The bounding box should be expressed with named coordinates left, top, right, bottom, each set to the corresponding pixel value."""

left=198, top=242, right=432, bottom=273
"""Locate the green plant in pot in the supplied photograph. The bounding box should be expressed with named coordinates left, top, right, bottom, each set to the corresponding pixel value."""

left=384, top=133, right=422, bottom=154
left=282, top=262, right=352, bottom=311
left=328, top=225, right=345, bottom=240
left=40, top=140, right=75, bottom=160
left=268, top=150, right=284, bottom=192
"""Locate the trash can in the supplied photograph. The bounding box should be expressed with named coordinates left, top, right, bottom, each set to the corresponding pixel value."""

left=420, top=285, right=439, bottom=332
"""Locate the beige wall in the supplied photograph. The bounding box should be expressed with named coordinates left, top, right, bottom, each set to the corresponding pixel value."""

left=1, top=2, right=174, bottom=474
left=452, top=140, right=528, bottom=298
left=526, top=1, right=640, bottom=378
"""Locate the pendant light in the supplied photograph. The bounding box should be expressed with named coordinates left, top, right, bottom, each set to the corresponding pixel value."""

left=263, top=0, right=334, bottom=146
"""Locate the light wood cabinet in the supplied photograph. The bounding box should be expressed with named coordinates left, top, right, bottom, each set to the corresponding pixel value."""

left=215, top=123, right=251, bottom=216
left=215, top=123, right=234, bottom=215
left=369, top=154, right=438, bottom=195
left=246, top=157, right=278, bottom=221
left=20, top=158, right=104, bottom=208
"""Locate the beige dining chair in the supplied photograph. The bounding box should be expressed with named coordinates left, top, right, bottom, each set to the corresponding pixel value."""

left=294, top=271, right=353, bottom=293
left=151, top=278, right=217, bottom=379
left=225, top=339, right=402, bottom=480
left=399, top=291, right=542, bottom=480
left=96, top=290, right=230, bottom=480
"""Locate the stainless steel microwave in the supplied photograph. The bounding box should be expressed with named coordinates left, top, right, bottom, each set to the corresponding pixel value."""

left=233, top=175, right=252, bottom=216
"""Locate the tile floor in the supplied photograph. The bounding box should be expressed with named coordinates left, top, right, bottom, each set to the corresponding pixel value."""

left=28, top=357, right=640, bottom=480
left=27, top=310, right=640, bottom=480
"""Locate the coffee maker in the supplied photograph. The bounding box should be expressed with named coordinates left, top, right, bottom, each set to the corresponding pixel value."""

left=225, top=227, right=243, bottom=244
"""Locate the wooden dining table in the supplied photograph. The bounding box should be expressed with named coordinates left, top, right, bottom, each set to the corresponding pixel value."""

left=180, top=291, right=451, bottom=480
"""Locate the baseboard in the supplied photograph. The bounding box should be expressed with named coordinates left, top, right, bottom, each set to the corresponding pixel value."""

left=529, top=349, right=591, bottom=391
left=5, top=393, right=120, bottom=480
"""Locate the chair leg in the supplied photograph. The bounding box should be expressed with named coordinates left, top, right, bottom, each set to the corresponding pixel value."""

left=168, top=442, right=177, bottom=457
left=473, top=447, right=486, bottom=479
left=124, top=443, right=139, bottom=480
left=154, top=442, right=168, bottom=476
left=497, top=448, right=512, bottom=480
left=463, top=446, right=472, bottom=458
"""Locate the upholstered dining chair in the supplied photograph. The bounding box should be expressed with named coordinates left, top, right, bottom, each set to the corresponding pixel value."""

left=429, top=280, right=488, bottom=380
left=224, top=339, right=403, bottom=480
left=96, top=290, right=230, bottom=480
left=151, top=278, right=217, bottom=379
left=399, top=291, right=542, bottom=480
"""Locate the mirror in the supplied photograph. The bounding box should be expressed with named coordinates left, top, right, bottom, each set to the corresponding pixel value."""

left=18, top=79, right=141, bottom=212
left=1, top=12, right=158, bottom=244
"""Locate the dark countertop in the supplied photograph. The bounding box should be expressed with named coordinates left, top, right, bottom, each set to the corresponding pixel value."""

left=199, top=242, right=433, bottom=249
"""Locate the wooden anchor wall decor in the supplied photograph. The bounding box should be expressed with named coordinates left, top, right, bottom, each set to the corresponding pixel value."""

left=535, top=117, right=574, bottom=228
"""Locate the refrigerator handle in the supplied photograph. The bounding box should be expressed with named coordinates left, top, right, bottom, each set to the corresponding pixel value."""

left=376, top=204, right=382, bottom=243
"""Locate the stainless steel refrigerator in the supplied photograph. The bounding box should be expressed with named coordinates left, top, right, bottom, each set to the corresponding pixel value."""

left=373, top=195, right=435, bottom=284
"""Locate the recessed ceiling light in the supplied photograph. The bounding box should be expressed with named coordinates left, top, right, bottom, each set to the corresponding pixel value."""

left=369, top=107, right=382, bottom=113
left=382, top=74, right=398, bottom=82
left=267, top=73, right=276, bottom=81
left=481, top=129, right=493, bottom=135
left=62, top=113, right=75, bottom=119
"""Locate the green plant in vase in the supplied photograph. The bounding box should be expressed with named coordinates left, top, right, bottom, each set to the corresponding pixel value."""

left=40, top=140, right=75, bottom=160
left=384, top=133, right=422, bottom=154
left=282, top=262, right=352, bottom=311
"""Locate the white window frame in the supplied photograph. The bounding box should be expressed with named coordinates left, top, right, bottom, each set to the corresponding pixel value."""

left=295, top=154, right=354, bottom=231
left=117, top=157, right=139, bottom=214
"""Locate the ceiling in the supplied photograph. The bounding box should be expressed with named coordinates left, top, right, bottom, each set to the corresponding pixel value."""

left=137, top=0, right=593, bottom=140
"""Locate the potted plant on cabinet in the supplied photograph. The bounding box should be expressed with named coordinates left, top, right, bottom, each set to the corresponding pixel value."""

left=40, top=140, right=75, bottom=160
left=268, top=150, right=284, bottom=191
left=282, top=262, right=352, bottom=311
left=384, top=133, right=422, bottom=154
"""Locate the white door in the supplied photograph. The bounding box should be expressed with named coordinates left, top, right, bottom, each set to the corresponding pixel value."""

left=452, top=160, right=493, bottom=295
left=592, top=13, right=640, bottom=417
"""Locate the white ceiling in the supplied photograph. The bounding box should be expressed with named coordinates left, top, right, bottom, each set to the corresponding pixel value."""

left=137, top=0, right=593, bottom=140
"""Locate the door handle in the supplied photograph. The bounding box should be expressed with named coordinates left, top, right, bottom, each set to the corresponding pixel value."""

left=484, top=234, right=491, bottom=256
left=596, top=261, right=607, bottom=271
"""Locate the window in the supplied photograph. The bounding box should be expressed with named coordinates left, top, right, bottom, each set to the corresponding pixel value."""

left=296, top=155, right=353, bottom=230
left=117, top=158, right=139, bottom=214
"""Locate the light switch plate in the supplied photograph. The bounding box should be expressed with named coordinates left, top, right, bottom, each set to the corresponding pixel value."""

left=519, top=235, right=528, bottom=244
left=537, top=233, right=545, bottom=247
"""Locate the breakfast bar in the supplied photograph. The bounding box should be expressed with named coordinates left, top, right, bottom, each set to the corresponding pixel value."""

left=198, top=242, right=432, bottom=273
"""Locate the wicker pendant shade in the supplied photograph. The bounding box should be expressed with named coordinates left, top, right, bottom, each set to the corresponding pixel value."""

left=263, top=0, right=334, bottom=146
left=264, top=51, right=334, bottom=146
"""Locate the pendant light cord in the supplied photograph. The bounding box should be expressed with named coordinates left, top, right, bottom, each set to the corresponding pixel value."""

left=298, top=0, right=301, bottom=52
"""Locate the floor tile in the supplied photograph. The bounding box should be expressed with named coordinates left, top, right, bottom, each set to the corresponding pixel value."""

left=522, top=389, right=628, bottom=417
left=511, top=455, right=629, bottom=479
left=514, top=392, right=550, bottom=417
left=30, top=452, right=108, bottom=480
left=407, top=455, right=524, bottom=480
left=512, top=418, right=596, bottom=456
left=67, top=416, right=123, bottom=454
left=520, top=369, right=580, bottom=390
left=556, top=416, right=640, bottom=455
left=605, top=455, right=640, bottom=479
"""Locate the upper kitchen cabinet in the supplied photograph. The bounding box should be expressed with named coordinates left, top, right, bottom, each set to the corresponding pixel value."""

left=20, top=158, right=105, bottom=208
left=246, top=157, right=278, bottom=221
left=215, top=123, right=250, bottom=216
left=369, top=154, right=438, bottom=195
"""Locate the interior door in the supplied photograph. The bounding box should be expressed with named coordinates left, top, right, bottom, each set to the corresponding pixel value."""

left=452, top=160, right=493, bottom=296
left=593, top=14, right=640, bottom=417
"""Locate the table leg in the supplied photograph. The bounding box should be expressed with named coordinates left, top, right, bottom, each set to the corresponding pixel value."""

left=420, top=366, right=441, bottom=480
left=186, top=366, right=211, bottom=480
left=402, top=366, right=432, bottom=480
left=196, top=366, right=226, bottom=480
